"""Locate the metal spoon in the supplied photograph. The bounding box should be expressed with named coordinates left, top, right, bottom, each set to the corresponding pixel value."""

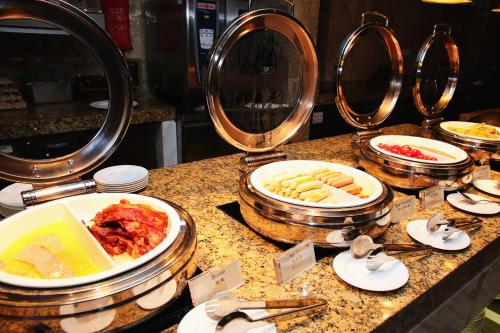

left=205, top=292, right=319, bottom=321
left=350, top=235, right=430, bottom=259
left=458, top=191, right=494, bottom=205
left=215, top=298, right=327, bottom=332
left=366, top=251, right=398, bottom=271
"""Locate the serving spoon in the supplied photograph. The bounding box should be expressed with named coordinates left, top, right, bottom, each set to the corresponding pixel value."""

left=350, top=235, right=430, bottom=259
left=457, top=191, right=495, bottom=205
left=365, top=251, right=398, bottom=271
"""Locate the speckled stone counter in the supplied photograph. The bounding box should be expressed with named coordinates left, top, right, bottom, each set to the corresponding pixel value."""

left=0, top=99, right=175, bottom=140
left=139, top=123, right=499, bottom=333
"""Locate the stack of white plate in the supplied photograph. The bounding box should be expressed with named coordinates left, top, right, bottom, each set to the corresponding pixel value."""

left=94, top=165, right=149, bottom=193
left=0, top=183, right=33, bottom=217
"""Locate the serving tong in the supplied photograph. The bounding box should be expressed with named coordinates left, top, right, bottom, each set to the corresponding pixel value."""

left=206, top=292, right=327, bottom=332
left=350, top=235, right=431, bottom=271
left=426, top=213, right=482, bottom=240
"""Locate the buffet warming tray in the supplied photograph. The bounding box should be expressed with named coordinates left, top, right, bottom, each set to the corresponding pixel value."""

left=358, top=140, right=475, bottom=190
left=239, top=171, right=393, bottom=248
left=335, top=16, right=475, bottom=190
left=0, top=199, right=197, bottom=333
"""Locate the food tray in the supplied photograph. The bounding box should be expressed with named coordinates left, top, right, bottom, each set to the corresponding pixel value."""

left=250, top=160, right=383, bottom=208
left=0, top=197, right=197, bottom=333
left=0, top=193, right=181, bottom=288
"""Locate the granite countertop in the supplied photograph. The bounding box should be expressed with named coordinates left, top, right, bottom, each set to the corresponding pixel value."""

left=0, top=98, right=175, bottom=140
left=139, top=123, right=499, bottom=332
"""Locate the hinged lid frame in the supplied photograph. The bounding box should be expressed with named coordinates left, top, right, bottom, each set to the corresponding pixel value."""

left=413, top=23, right=459, bottom=119
left=335, top=11, right=403, bottom=130
left=204, top=9, right=318, bottom=153
left=0, top=0, right=132, bottom=185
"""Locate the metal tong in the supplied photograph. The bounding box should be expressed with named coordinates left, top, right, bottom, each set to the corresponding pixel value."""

left=426, top=213, right=483, bottom=240
left=350, top=235, right=431, bottom=259
left=213, top=296, right=327, bottom=332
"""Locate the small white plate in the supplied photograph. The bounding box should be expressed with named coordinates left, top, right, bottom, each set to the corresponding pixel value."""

left=406, top=219, right=471, bottom=251
left=370, top=135, right=468, bottom=164
left=447, top=193, right=500, bottom=215
left=250, top=160, right=383, bottom=209
left=89, top=100, right=138, bottom=110
left=332, top=251, right=409, bottom=292
left=178, top=302, right=275, bottom=333
left=94, top=165, right=148, bottom=186
left=0, top=183, right=33, bottom=208
left=473, top=180, right=500, bottom=197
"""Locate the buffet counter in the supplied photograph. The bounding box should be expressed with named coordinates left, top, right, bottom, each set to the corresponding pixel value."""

left=141, top=123, right=499, bottom=333
left=0, top=98, right=175, bottom=140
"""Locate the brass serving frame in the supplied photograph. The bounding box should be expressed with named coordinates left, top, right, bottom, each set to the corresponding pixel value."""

left=0, top=0, right=132, bottom=185
left=204, top=9, right=318, bottom=153
left=335, top=11, right=403, bottom=129
left=413, top=24, right=459, bottom=121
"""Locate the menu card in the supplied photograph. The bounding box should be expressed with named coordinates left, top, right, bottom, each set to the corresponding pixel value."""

left=472, top=165, right=491, bottom=181
left=274, top=240, right=316, bottom=284
left=188, top=260, right=244, bottom=306
left=419, top=185, right=444, bottom=210
left=391, top=195, right=417, bottom=223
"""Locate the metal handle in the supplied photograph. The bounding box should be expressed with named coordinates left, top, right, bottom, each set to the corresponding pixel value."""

left=252, top=298, right=327, bottom=322
left=21, top=179, right=96, bottom=206
left=383, top=243, right=431, bottom=252
left=361, top=11, right=389, bottom=27
left=433, top=23, right=451, bottom=35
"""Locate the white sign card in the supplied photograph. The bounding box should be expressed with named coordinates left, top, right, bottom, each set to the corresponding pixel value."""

left=419, top=185, right=444, bottom=210
left=391, top=195, right=417, bottom=223
left=274, top=240, right=316, bottom=284
left=472, top=165, right=491, bottom=181
left=188, top=259, right=244, bottom=306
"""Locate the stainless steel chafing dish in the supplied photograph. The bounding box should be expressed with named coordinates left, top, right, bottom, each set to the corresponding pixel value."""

left=337, top=14, right=474, bottom=191
left=413, top=24, right=499, bottom=164
left=204, top=9, right=394, bottom=248
left=0, top=1, right=197, bottom=331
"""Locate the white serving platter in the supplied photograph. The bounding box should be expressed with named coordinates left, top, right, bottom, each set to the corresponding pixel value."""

left=250, top=160, right=383, bottom=208
left=406, top=219, right=471, bottom=251
left=0, top=193, right=180, bottom=288
left=440, top=121, right=500, bottom=142
left=370, top=135, right=468, bottom=164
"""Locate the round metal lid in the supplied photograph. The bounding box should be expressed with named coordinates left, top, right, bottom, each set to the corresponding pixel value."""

left=335, top=12, right=403, bottom=129
left=204, top=9, right=318, bottom=152
left=0, top=0, right=132, bottom=185
left=413, top=24, right=459, bottom=119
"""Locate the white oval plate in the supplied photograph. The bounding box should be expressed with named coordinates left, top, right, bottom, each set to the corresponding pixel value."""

left=89, top=100, right=138, bottom=110
left=178, top=302, right=275, bottom=333
left=440, top=121, right=500, bottom=142
left=370, top=135, right=468, bottom=164
left=446, top=193, right=500, bottom=215
left=94, top=165, right=148, bottom=186
left=250, top=160, right=383, bottom=208
left=332, top=251, right=409, bottom=292
left=0, top=193, right=180, bottom=288
left=473, top=180, right=500, bottom=197
left=406, top=219, right=470, bottom=251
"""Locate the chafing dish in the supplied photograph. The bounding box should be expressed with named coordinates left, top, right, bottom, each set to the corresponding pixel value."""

left=0, top=200, right=197, bottom=333
left=336, top=15, right=474, bottom=190
left=204, top=9, right=394, bottom=247
left=0, top=2, right=198, bottom=331
left=413, top=25, right=499, bottom=163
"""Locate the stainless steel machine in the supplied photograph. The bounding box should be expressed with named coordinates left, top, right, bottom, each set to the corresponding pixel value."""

left=145, top=0, right=294, bottom=162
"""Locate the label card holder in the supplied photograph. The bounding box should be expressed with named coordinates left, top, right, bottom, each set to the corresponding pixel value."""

left=419, top=185, right=444, bottom=210
left=391, top=195, right=417, bottom=223
left=274, top=240, right=316, bottom=284
left=472, top=165, right=491, bottom=181
left=188, top=259, right=244, bottom=306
